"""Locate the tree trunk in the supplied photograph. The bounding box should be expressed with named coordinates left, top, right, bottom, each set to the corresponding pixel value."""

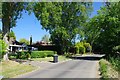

left=2, top=14, right=11, bottom=61
left=2, top=16, right=10, bottom=37
left=3, top=52, right=9, bottom=61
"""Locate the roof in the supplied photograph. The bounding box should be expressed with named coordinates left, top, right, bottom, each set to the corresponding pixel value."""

left=13, top=40, right=24, bottom=45
left=9, top=44, right=27, bottom=47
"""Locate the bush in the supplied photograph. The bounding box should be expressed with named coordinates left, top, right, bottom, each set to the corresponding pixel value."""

left=46, top=51, right=56, bottom=57
left=75, top=42, right=92, bottom=54
left=31, top=51, right=55, bottom=58
left=113, top=45, right=120, bottom=53
left=75, top=42, right=86, bottom=54
left=8, top=53, right=17, bottom=59
left=64, top=53, right=72, bottom=58
left=26, top=53, right=31, bottom=59
left=84, top=43, right=92, bottom=52
left=0, top=40, right=7, bottom=58
left=16, top=51, right=28, bottom=59
left=79, top=46, right=85, bottom=54
left=108, top=56, right=120, bottom=72
left=75, top=46, right=79, bottom=54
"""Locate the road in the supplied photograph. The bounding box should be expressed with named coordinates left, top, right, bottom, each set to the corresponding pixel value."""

left=17, top=56, right=100, bottom=78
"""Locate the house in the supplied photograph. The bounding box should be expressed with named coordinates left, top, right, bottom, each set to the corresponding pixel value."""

left=9, top=41, right=29, bottom=52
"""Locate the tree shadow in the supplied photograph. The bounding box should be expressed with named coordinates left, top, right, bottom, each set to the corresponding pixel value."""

left=49, top=61, right=53, bottom=63
left=10, top=58, right=34, bottom=63
left=70, top=56, right=103, bottom=61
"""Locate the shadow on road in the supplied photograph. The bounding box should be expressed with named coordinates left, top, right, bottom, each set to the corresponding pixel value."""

left=70, top=55, right=104, bottom=61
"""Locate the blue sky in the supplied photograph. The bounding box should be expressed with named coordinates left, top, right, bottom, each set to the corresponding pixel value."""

left=0, top=2, right=104, bottom=43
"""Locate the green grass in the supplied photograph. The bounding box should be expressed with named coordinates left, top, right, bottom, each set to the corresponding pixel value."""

left=99, top=59, right=118, bottom=79
left=0, top=60, right=37, bottom=78
left=99, top=59, right=108, bottom=79
left=31, top=55, right=70, bottom=62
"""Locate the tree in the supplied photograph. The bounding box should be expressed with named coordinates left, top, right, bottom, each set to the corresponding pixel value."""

left=7, top=30, right=16, bottom=40
left=2, top=2, right=26, bottom=37
left=30, top=35, right=32, bottom=45
left=33, top=2, right=93, bottom=54
left=41, top=34, right=49, bottom=43
left=0, top=2, right=2, bottom=19
left=19, top=38, right=30, bottom=45
left=84, top=2, right=120, bottom=55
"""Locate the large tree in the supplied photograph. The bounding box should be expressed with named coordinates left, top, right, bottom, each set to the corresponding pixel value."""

left=84, top=2, right=120, bottom=54
left=33, top=2, right=92, bottom=54
left=2, top=2, right=26, bottom=37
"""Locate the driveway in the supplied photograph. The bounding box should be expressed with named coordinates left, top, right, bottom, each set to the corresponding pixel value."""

left=17, top=55, right=100, bottom=78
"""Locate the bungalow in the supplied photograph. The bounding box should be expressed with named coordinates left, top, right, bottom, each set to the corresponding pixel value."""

left=9, top=41, right=29, bottom=52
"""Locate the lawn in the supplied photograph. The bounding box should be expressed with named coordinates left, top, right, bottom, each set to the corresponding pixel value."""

left=0, top=60, right=37, bottom=78
left=31, top=55, right=71, bottom=62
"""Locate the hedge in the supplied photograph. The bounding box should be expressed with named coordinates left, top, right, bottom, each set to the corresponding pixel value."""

left=31, top=51, right=56, bottom=58
left=9, top=51, right=56, bottom=59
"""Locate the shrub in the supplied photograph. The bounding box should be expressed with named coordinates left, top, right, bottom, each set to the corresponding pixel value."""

left=75, top=42, right=86, bottom=54
left=84, top=43, right=92, bottom=53
left=20, top=51, right=26, bottom=59
left=16, top=51, right=28, bottom=59
left=46, top=51, right=56, bottom=57
left=113, top=45, right=120, bottom=53
left=43, top=53, right=47, bottom=58
left=0, top=40, right=7, bottom=58
left=31, top=51, right=55, bottom=58
left=108, top=55, right=120, bottom=72
left=75, top=42, right=92, bottom=54
left=26, top=53, right=31, bottom=59
left=64, top=53, right=72, bottom=58
left=8, top=53, right=17, bottom=59
left=79, top=46, right=85, bottom=54
left=75, top=46, right=79, bottom=54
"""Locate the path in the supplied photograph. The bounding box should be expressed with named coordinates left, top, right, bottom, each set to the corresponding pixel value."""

left=17, top=54, right=102, bottom=78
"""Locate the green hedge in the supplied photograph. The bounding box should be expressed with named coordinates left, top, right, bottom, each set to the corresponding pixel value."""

left=16, top=51, right=29, bottom=59
left=9, top=51, right=56, bottom=59
left=31, top=51, right=56, bottom=58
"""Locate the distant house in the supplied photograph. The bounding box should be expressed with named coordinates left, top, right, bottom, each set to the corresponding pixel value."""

left=34, top=41, right=53, bottom=46
left=9, top=41, right=29, bottom=52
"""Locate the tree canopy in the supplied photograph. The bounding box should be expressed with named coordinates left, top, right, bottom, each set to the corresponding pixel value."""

left=84, top=2, right=120, bottom=54
left=2, top=2, right=119, bottom=55
left=33, top=2, right=93, bottom=54
left=2, top=2, right=27, bottom=36
left=19, top=38, right=30, bottom=45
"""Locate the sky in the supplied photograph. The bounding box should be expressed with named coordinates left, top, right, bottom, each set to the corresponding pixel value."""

left=0, top=2, right=104, bottom=43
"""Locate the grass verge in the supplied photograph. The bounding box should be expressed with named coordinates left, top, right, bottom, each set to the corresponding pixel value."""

left=99, top=59, right=118, bottom=79
left=0, top=60, right=37, bottom=78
